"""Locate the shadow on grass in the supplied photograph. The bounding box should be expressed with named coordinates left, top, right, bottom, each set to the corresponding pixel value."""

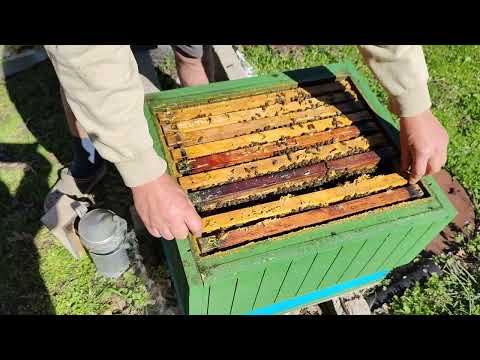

left=0, top=48, right=178, bottom=314
left=0, top=142, right=55, bottom=314
left=1, top=58, right=69, bottom=313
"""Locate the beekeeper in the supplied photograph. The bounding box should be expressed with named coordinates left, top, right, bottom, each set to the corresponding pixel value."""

left=43, top=45, right=449, bottom=241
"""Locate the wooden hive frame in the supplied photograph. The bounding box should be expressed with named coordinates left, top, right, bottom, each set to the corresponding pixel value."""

left=145, top=63, right=456, bottom=315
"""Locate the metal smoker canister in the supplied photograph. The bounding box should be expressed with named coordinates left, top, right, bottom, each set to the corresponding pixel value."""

left=78, top=209, right=130, bottom=278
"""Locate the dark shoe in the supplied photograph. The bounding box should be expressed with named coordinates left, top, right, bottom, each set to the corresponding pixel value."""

left=43, top=162, right=107, bottom=213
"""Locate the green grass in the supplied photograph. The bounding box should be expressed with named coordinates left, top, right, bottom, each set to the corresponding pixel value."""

left=0, top=61, right=153, bottom=315
left=390, top=234, right=480, bottom=315
left=38, top=241, right=150, bottom=315
left=1, top=45, right=478, bottom=315
left=241, top=45, right=480, bottom=314
left=155, top=49, right=179, bottom=90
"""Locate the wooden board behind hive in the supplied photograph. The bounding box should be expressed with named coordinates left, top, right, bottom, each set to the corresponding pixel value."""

left=154, top=78, right=424, bottom=255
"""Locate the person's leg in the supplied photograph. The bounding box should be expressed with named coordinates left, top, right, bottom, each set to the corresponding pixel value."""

left=131, top=47, right=162, bottom=93
left=43, top=88, right=107, bottom=212
left=201, top=45, right=216, bottom=83
left=60, top=87, right=105, bottom=179
left=172, top=45, right=209, bottom=87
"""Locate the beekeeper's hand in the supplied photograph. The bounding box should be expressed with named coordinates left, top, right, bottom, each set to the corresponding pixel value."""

left=131, top=174, right=203, bottom=240
left=399, top=109, right=449, bottom=184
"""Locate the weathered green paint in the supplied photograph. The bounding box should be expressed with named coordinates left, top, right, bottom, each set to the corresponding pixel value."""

left=253, top=261, right=292, bottom=309
left=144, top=104, right=206, bottom=314
left=275, top=253, right=318, bottom=302
left=144, top=64, right=457, bottom=314
left=295, top=249, right=341, bottom=296
left=337, top=234, right=386, bottom=283
left=263, top=276, right=385, bottom=314
left=381, top=223, right=431, bottom=270
left=396, top=219, right=448, bottom=267
left=196, top=198, right=445, bottom=276
left=230, top=270, right=265, bottom=314
left=207, top=278, right=237, bottom=315
left=355, top=230, right=403, bottom=278
left=145, top=73, right=297, bottom=112
left=145, top=104, right=166, bottom=159
left=317, top=239, right=366, bottom=289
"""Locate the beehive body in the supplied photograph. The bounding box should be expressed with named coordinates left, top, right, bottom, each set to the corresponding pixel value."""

left=145, top=63, right=456, bottom=315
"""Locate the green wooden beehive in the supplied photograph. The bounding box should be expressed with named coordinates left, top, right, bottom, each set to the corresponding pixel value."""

left=144, top=63, right=456, bottom=315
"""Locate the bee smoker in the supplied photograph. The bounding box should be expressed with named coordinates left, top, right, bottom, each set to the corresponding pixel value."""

left=77, top=208, right=130, bottom=278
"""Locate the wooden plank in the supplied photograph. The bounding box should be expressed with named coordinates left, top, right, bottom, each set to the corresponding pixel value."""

left=335, top=238, right=371, bottom=284
left=253, top=261, right=292, bottom=309
left=275, top=254, right=318, bottom=302
left=199, top=184, right=422, bottom=253
left=337, top=231, right=396, bottom=283
left=165, top=100, right=365, bottom=147
left=171, top=110, right=372, bottom=160
left=191, top=148, right=396, bottom=211
left=380, top=222, right=432, bottom=271
left=305, top=81, right=353, bottom=97
left=192, top=162, right=328, bottom=211
left=326, top=146, right=396, bottom=173
left=230, top=270, right=265, bottom=314
left=147, top=71, right=297, bottom=112
left=179, top=134, right=383, bottom=191
left=317, top=241, right=366, bottom=289
left=200, top=173, right=409, bottom=236
left=397, top=221, right=444, bottom=267
left=395, top=223, right=436, bottom=266
left=206, top=279, right=238, bottom=315
left=296, top=249, right=342, bottom=296
left=181, top=122, right=379, bottom=175
left=163, top=92, right=360, bottom=135
left=355, top=227, right=411, bottom=278
left=156, top=80, right=353, bottom=123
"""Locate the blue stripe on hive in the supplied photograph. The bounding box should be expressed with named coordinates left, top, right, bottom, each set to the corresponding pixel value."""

left=243, top=270, right=388, bottom=315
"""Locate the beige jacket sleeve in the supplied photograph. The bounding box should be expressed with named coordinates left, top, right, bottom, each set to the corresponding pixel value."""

left=357, top=45, right=431, bottom=117
left=44, top=45, right=167, bottom=188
